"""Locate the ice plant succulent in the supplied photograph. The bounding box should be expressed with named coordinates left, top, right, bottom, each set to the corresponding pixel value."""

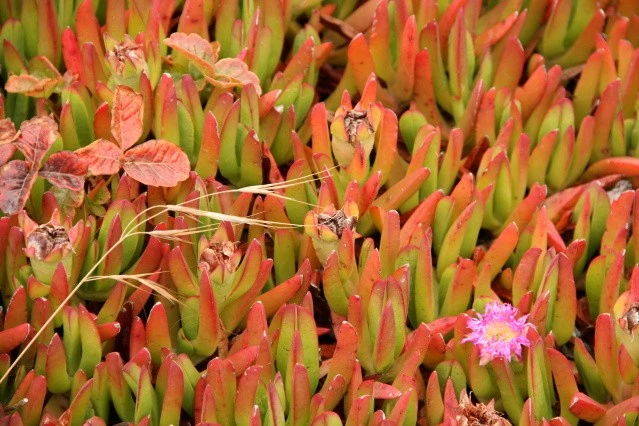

left=6, top=0, right=639, bottom=424
left=462, top=301, right=532, bottom=366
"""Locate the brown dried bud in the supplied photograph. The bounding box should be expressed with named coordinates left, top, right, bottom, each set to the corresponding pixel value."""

left=344, top=109, right=373, bottom=145
left=455, top=392, right=512, bottom=426
left=316, top=209, right=357, bottom=239
left=105, top=35, right=147, bottom=78
left=607, top=179, right=633, bottom=203
left=200, top=241, right=240, bottom=274
left=26, top=223, right=71, bottom=260
left=619, top=303, right=639, bottom=334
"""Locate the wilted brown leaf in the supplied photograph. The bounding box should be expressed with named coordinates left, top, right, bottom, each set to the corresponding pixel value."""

left=75, top=139, right=123, bottom=176
left=121, top=139, right=190, bottom=187
left=210, top=58, right=262, bottom=94
left=39, top=151, right=88, bottom=191
left=14, top=116, right=59, bottom=166
left=111, top=85, right=144, bottom=151
left=0, top=160, right=38, bottom=215
left=164, top=32, right=218, bottom=76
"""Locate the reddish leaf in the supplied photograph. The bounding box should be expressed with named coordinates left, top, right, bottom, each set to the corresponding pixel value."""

left=164, top=32, right=218, bottom=76
left=5, top=74, right=63, bottom=98
left=0, top=119, right=17, bottom=165
left=39, top=151, right=88, bottom=191
left=0, top=323, right=32, bottom=353
left=0, top=145, right=15, bottom=166
left=121, top=140, right=190, bottom=187
left=0, top=160, right=37, bottom=214
left=61, top=27, right=86, bottom=85
left=210, top=58, right=262, bottom=94
left=0, top=118, right=17, bottom=143
left=15, top=116, right=59, bottom=167
left=111, top=85, right=144, bottom=151
left=75, top=139, right=123, bottom=176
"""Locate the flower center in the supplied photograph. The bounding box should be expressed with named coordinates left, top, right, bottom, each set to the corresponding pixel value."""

left=484, top=321, right=517, bottom=342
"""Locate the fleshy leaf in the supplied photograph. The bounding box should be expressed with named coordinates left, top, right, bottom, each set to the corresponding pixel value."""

left=0, top=160, right=37, bottom=215
left=121, top=140, right=190, bottom=187
left=75, top=139, right=123, bottom=176
left=164, top=32, right=218, bottom=76
left=39, top=151, right=88, bottom=191
left=111, top=86, right=144, bottom=151
left=15, top=116, right=59, bottom=167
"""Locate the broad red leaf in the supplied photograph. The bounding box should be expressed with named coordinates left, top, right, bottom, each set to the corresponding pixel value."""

left=0, top=145, right=15, bottom=166
left=14, top=116, right=59, bottom=167
left=75, top=139, right=123, bottom=176
left=111, top=85, right=144, bottom=151
left=0, top=160, right=38, bottom=215
left=0, top=118, right=16, bottom=142
left=0, top=119, right=17, bottom=165
left=39, top=151, right=88, bottom=191
left=121, top=139, right=189, bottom=187
left=5, top=74, right=64, bottom=98
left=164, top=32, right=218, bottom=76
left=6, top=56, right=63, bottom=98
left=210, top=58, right=262, bottom=94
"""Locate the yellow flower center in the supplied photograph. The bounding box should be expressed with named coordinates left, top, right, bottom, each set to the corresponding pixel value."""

left=484, top=322, right=517, bottom=342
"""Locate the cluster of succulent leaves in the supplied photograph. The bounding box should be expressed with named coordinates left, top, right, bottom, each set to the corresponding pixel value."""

left=4, top=0, right=639, bottom=424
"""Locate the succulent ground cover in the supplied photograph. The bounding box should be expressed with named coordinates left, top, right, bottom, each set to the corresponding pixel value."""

left=3, top=0, right=639, bottom=424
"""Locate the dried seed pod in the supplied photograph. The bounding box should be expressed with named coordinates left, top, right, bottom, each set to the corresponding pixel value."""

left=316, top=209, right=357, bottom=239
left=619, top=303, right=639, bottom=334
left=26, top=223, right=71, bottom=260
left=455, top=391, right=512, bottom=426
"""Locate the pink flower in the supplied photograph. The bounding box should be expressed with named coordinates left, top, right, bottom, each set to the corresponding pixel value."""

left=462, top=302, right=532, bottom=366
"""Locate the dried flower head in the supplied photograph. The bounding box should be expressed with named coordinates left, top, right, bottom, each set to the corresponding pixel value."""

left=200, top=240, right=240, bottom=274
left=105, top=35, right=147, bottom=80
left=317, top=209, right=358, bottom=239
left=455, top=391, right=512, bottom=426
left=305, top=202, right=359, bottom=264
left=330, top=93, right=382, bottom=167
left=607, top=179, right=633, bottom=203
left=619, top=303, right=639, bottom=335
left=462, top=302, right=532, bottom=366
left=344, top=109, right=373, bottom=145
left=25, top=223, right=72, bottom=260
